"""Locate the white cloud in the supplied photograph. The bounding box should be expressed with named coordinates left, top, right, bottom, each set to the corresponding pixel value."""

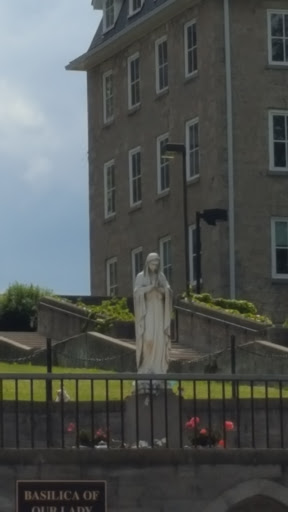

left=0, top=79, right=45, bottom=128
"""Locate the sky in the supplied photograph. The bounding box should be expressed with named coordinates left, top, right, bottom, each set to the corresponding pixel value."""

left=0, top=0, right=101, bottom=295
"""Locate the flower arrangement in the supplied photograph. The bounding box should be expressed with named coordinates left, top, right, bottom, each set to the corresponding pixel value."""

left=66, top=423, right=109, bottom=448
left=185, top=417, right=234, bottom=447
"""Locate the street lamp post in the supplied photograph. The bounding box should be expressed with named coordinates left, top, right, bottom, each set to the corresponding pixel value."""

left=164, top=143, right=190, bottom=297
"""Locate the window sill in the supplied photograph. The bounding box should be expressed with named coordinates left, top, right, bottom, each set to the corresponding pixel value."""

left=103, top=118, right=115, bottom=128
left=102, top=23, right=116, bottom=35
left=272, top=278, right=288, bottom=284
left=155, top=88, right=169, bottom=100
left=187, top=175, right=200, bottom=186
left=184, top=71, right=199, bottom=84
left=266, top=63, right=288, bottom=71
left=267, top=170, right=288, bottom=176
left=129, top=203, right=142, bottom=214
left=155, top=190, right=170, bottom=200
left=128, top=104, right=141, bottom=116
left=104, top=214, right=116, bottom=224
left=128, top=6, right=144, bottom=18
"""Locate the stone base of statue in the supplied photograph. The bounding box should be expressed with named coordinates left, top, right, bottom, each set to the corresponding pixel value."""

left=124, top=388, right=182, bottom=448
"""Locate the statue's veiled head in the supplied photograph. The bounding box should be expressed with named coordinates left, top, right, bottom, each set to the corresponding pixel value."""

left=145, top=253, right=160, bottom=274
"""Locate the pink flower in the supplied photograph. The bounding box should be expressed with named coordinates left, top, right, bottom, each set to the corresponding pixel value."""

left=199, top=428, right=207, bottom=435
left=224, top=421, right=234, bottom=431
left=67, top=422, right=75, bottom=432
left=218, top=439, right=225, bottom=447
left=185, top=417, right=200, bottom=429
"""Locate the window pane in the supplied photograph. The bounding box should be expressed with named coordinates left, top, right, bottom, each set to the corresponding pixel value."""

left=285, top=14, right=288, bottom=37
left=272, top=39, right=284, bottom=62
left=276, top=221, right=288, bottom=246
left=187, top=26, right=192, bottom=49
left=274, top=142, right=287, bottom=167
left=271, top=13, right=283, bottom=37
left=192, top=24, right=197, bottom=46
left=273, top=116, right=286, bottom=140
left=276, top=248, right=288, bottom=274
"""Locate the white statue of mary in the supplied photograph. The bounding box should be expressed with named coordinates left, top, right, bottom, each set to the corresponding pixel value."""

left=133, top=253, right=173, bottom=375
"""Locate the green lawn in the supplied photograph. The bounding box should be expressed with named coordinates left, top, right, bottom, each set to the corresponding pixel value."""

left=0, top=363, right=286, bottom=401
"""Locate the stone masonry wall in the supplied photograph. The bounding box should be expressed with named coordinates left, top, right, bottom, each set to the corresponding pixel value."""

left=3, top=450, right=288, bottom=511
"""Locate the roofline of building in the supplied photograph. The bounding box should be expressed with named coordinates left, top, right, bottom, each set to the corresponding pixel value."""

left=66, top=0, right=198, bottom=71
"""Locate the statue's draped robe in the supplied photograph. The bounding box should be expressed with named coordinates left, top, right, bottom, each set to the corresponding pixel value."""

left=134, top=271, right=173, bottom=374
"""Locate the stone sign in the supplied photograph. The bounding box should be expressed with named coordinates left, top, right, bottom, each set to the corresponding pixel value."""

left=16, top=480, right=106, bottom=512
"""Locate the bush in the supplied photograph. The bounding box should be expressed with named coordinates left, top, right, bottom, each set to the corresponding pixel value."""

left=0, top=282, right=53, bottom=331
left=182, top=291, right=272, bottom=325
left=77, top=297, right=134, bottom=334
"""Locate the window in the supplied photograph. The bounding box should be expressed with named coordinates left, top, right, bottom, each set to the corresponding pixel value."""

left=160, top=236, right=172, bottom=283
left=129, top=147, right=142, bottom=206
left=184, top=20, right=198, bottom=77
left=132, top=247, right=143, bottom=283
left=106, top=257, right=118, bottom=295
left=189, top=225, right=201, bottom=284
left=103, top=71, right=114, bottom=123
left=128, top=53, right=141, bottom=109
left=155, top=36, right=168, bottom=93
left=186, top=118, right=199, bottom=179
left=103, top=0, right=115, bottom=31
left=269, top=111, right=288, bottom=170
left=129, top=0, right=143, bottom=15
left=104, top=160, right=115, bottom=218
left=271, top=218, right=288, bottom=278
left=268, top=11, right=288, bottom=65
left=157, top=133, right=170, bottom=193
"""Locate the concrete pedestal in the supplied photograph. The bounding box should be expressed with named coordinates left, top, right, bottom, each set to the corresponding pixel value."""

left=124, top=389, right=183, bottom=448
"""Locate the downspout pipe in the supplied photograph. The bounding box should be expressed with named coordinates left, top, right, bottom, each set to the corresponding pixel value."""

left=224, top=0, right=236, bottom=298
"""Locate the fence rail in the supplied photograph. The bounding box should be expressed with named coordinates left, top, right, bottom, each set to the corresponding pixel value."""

left=0, top=373, right=286, bottom=450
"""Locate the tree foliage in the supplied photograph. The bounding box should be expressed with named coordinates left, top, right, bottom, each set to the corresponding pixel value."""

left=0, top=282, right=53, bottom=331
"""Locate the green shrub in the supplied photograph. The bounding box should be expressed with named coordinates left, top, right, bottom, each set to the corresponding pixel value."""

left=182, top=291, right=272, bottom=325
left=78, top=297, right=134, bottom=334
left=0, top=282, right=53, bottom=331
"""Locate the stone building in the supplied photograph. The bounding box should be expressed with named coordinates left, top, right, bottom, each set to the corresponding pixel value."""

left=67, top=0, right=288, bottom=322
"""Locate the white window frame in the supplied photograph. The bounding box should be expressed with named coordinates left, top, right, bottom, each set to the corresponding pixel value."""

left=131, top=246, right=143, bottom=283
left=184, top=19, right=198, bottom=78
left=271, top=218, right=288, bottom=279
left=103, top=0, right=115, bottom=32
left=269, top=110, right=288, bottom=171
left=189, top=224, right=202, bottom=285
left=155, top=36, right=168, bottom=93
left=267, top=10, right=288, bottom=66
left=129, top=0, right=143, bottom=16
left=185, top=117, right=200, bottom=180
left=106, top=257, right=118, bottom=296
left=159, top=236, right=172, bottom=283
left=157, top=133, right=170, bottom=193
left=128, top=52, right=141, bottom=110
left=103, top=70, right=114, bottom=123
left=129, top=146, right=142, bottom=207
left=104, top=159, right=116, bottom=219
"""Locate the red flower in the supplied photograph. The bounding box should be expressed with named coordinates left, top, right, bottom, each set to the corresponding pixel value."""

left=224, top=421, right=234, bottom=431
left=67, top=422, right=75, bottom=432
left=218, top=439, right=225, bottom=447
left=199, top=428, right=207, bottom=435
left=185, top=417, right=200, bottom=429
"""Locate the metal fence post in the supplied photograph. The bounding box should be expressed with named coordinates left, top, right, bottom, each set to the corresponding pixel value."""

left=230, top=334, right=236, bottom=398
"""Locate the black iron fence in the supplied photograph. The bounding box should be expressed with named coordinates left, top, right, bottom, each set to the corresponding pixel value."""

left=0, top=373, right=287, bottom=450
